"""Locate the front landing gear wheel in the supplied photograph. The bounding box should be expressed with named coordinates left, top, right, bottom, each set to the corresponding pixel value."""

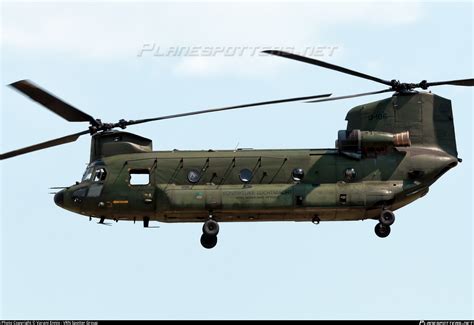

left=200, top=234, right=218, bottom=249
left=374, top=223, right=391, bottom=238
left=203, top=219, right=219, bottom=236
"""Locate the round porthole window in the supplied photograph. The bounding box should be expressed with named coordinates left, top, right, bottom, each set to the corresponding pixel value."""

left=239, top=168, right=253, bottom=183
left=292, top=168, right=305, bottom=181
left=344, top=168, right=356, bottom=182
left=187, top=169, right=201, bottom=184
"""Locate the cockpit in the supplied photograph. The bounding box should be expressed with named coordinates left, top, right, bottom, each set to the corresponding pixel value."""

left=81, top=165, right=107, bottom=183
left=56, top=162, right=110, bottom=210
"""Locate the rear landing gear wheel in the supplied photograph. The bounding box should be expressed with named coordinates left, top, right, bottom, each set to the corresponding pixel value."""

left=374, top=223, right=391, bottom=238
left=200, top=234, right=218, bottom=249
left=203, top=219, right=219, bottom=236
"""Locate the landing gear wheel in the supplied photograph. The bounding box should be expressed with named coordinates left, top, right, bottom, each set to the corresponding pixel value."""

left=379, top=210, right=395, bottom=226
left=374, top=223, right=391, bottom=238
left=203, top=219, right=219, bottom=236
left=200, top=234, right=218, bottom=249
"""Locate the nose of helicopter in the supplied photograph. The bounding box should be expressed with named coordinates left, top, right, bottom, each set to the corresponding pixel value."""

left=54, top=190, right=64, bottom=207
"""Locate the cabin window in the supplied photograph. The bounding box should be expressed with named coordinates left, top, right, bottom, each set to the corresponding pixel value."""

left=187, top=169, right=201, bottom=184
left=239, top=168, right=253, bottom=183
left=292, top=168, right=305, bottom=181
left=93, top=168, right=107, bottom=182
left=129, top=169, right=150, bottom=185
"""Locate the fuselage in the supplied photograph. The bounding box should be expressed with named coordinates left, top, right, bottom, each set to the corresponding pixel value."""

left=54, top=145, right=457, bottom=223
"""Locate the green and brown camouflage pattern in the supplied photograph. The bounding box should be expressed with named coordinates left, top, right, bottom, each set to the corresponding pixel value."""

left=54, top=92, right=459, bottom=224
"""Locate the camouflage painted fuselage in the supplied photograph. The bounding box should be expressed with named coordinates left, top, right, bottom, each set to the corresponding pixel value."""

left=55, top=91, right=459, bottom=223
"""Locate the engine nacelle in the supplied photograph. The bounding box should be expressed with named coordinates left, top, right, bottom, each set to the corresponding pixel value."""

left=336, top=129, right=411, bottom=154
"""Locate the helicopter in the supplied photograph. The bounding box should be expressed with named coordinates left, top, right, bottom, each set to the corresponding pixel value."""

left=1, top=50, right=473, bottom=249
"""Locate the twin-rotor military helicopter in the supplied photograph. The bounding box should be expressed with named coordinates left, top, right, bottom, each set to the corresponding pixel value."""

left=2, top=50, right=472, bottom=248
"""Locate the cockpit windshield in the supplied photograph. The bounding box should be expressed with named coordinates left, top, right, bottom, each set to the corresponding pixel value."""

left=82, top=167, right=93, bottom=182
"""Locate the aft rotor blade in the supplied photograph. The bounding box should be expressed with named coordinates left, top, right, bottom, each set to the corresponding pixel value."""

left=306, top=89, right=393, bottom=103
left=263, top=50, right=392, bottom=87
left=0, top=130, right=89, bottom=160
left=125, top=93, right=332, bottom=127
left=425, top=78, right=474, bottom=88
left=9, top=80, right=99, bottom=126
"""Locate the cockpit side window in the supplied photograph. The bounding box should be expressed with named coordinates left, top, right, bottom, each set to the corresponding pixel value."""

left=82, top=167, right=93, bottom=182
left=93, top=168, right=107, bottom=182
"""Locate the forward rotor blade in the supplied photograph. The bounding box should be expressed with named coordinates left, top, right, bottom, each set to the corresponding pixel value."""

left=263, top=50, right=392, bottom=87
left=9, top=80, right=98, bottom=126
left=125, top=93, right=332, bottom=127
left=0, top=130, right=89, bottom=160
left=306, top=89, right=393, bottom=103
left=425, top=78, right=474, bottom=88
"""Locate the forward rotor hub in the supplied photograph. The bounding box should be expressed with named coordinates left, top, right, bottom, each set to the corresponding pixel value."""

left=390, top=80, right=430, bottom=92
left=89, top=119, right=129, bottom=135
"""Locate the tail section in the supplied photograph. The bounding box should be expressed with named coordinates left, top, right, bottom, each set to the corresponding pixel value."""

left=345, top=92, right=458, bottom=157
